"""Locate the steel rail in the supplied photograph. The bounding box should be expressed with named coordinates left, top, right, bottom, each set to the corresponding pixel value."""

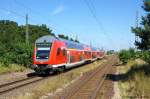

left=90, top=58, right=115, bottom=99
left=0, top=76, right=36, bottom=88
left=60, top=60, right=109, bottom=99
left=0, top=77, right=44, bottom=95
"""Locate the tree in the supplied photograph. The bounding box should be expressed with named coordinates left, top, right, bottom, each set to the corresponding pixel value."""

left=131, top=0, right=150, bottom=63
left=74, top=39, right=80, bottom=43
left=19, top=24, right=54, bottom=44
left=132, top=0, right=150, bottom=50
left=58, top=34, right=69, bottom=40
left=0, top=20, right=80, bottom=66
left=58, top=34, right=80, bottom=43
left=0, top=20, right=53, bottom=66
left=70, top=38, right=74, bottom=41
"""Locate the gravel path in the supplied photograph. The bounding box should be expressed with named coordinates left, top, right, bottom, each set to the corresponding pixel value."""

left=112, top=67, right=121, bottom=99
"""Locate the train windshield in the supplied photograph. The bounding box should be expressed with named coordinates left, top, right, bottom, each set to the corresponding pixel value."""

left=36, top=43, right=52, bottom=59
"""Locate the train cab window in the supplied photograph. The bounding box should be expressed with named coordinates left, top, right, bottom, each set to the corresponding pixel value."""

left=63, top=49, right=66, bottom=56
left=57, top=48, right=61, bottom=55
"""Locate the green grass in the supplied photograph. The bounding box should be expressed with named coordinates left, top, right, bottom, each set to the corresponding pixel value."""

left=17, top=60, right=106, bottom=99
left=0, top=63, right=27, bottom=74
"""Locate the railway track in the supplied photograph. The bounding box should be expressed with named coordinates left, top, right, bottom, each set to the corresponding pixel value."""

left=0, top=75, right=44, bottom=95
left=0, top=56, right=116, bottom=98
left=0, top=60, right=103, bottom=96
left=53, top=55, right=117, bottom=99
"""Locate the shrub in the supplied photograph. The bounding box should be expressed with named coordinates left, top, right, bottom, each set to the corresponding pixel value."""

left=0, top=42, right=33, bottom=67
left=119, top=48, right=136, bottom=64
left=135, top=51, right=142, bottom=58
left=13, top=43, right=33, bottom=67
left=119, top=50, right=131, bottom=64
left=0, top=52, right=16, bottom=66
left=141, top=51, right=150, bottom=64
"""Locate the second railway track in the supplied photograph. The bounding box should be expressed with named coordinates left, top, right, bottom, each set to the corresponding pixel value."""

left=0, top=76, right=44, bottom=95
left=52, top=55, right=117, bottom=99
left=0, top=55, right=117, bottom=99
left=0, top=59, right=104, bottom=96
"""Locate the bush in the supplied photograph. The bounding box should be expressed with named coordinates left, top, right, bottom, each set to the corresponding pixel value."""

left=0, top=42, right=33, bottom=67
left=119, top=48, right=136, bottom=64
left=141, top=51, right=150, bottom=64
left=13, top=43, right=33, bottom=67
left=119, top=47, right=150, bottom=64
left=119, top=50, right=131, bottom=64
left=135, top=51, right=142, bottom=58
left=0, top=52, right=16, bottom=66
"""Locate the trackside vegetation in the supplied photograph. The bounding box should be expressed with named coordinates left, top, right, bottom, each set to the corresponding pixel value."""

left=119, top=0, right=150, bottom=65
left=0, top=20, right=79, bottom=73
left=118, top=0, right=150, bottom=98
left=16, top=60, right=106, bottom=99
left=0, top=20, right=51, bottom=70
left=118, top=59, right=150, bottom=98
left=0, top=63, right=26, bottom=73
left=119, top=48, right=136, bottom=64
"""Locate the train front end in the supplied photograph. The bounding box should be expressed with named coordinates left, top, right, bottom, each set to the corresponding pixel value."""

left=32, top=36, right=55, bottom=74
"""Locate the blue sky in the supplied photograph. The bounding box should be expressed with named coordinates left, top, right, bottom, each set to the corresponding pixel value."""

left=0, top=0, right=145, bottom=51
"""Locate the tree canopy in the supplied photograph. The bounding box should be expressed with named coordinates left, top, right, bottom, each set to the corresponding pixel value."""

left=131, top=0, right=150, bottom=64
left=0, top=20, right=80, bottom=67
left=58, top=34, right=80, bottom=43
left=132, top=0, right=150, bottom=50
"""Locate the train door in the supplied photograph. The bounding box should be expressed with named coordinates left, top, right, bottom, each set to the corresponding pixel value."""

left=55, top=47, right=67, bottom=64
left=67, top=51, right=71, bottom=63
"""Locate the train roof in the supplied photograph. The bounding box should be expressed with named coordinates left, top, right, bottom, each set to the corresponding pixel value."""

left=35, top=35, right=99, bottom=51
left=35, top=35, right=56, bottom=43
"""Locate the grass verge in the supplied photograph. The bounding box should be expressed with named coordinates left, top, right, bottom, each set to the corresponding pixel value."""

left=17, top=60, right=106, bottom=99
left=0, top=63, right=27, bottom=74
left=118, top=59, right=150, bottom=98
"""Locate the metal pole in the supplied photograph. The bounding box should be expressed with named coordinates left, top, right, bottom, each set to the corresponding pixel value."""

left=26, top=14, right=29, bottom=44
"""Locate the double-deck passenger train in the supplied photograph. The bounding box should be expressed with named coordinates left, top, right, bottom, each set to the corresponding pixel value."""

left=32, top=35, right=105, bottom=75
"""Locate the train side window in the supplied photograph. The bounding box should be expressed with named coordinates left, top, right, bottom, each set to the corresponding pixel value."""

left=57, top=48, right=61, bottom=55
left=63, top=49, right=66, bottom=56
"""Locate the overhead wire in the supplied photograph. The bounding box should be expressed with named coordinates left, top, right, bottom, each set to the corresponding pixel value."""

left=1, top=0, right=116, bottom=49
left=13, top=0, right=75, bottom=34
left=0, top=7, right=42, bottom=25
left=83, top=0, right=118, bottom=50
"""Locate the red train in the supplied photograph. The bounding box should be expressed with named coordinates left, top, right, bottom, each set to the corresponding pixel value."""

left=32, top=35, right=105, bottom=75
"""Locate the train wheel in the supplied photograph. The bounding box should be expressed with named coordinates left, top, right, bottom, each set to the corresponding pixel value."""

left=34, top=69, right=50, bottom=77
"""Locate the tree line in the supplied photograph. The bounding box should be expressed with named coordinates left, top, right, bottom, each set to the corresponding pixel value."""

left=0, top=20, right=79, bottom=67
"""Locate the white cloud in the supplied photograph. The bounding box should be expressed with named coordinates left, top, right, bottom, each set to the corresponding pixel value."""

left=52, top=5, right=64, bottom=15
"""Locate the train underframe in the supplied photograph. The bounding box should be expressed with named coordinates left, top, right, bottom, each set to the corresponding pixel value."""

left=32, top=58, right=100, bottom=76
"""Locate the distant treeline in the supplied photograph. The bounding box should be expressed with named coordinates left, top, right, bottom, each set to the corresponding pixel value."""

left=0, top=20, right=79, bottom=67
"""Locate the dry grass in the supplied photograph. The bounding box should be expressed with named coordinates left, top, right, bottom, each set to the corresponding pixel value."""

left=130, top=72, right=150, bottom=98
left=17, top=60, right=106, bottom=99
left=118, top=60, right=137, bottom=74
left=118, top=59, right=150, bottom=99
left=0, top=63, right=27, bottom=74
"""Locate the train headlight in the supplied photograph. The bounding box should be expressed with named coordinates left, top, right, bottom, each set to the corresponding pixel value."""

left=67, top=51, right=70, bottom=54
